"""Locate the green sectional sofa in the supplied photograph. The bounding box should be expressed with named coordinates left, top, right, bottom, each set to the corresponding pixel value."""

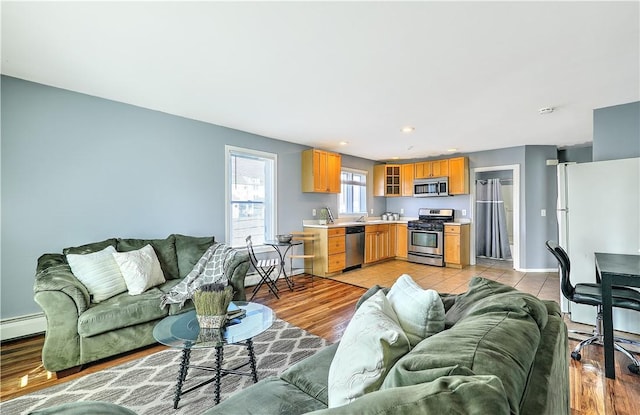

left=33, top=234, right=250, bottom=375
left=205, top=277, right=569, bottom=415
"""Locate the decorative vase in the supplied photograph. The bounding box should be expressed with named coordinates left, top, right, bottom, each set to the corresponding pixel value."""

left=192, top=283, right=234, bottom=330
left=196, top=314, right=227, bottom=329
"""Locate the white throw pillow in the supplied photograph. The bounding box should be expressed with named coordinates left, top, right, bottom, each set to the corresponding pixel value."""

left=386, top=274, right=445, bottom=347
left=112, top=244, right=166, bottom=295
left=327, top=290, right=410, bottom=408
left=66, top=246, right=127, bottom=303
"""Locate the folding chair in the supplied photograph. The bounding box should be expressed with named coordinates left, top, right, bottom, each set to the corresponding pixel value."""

left=246, top=235, right=280, bottom=300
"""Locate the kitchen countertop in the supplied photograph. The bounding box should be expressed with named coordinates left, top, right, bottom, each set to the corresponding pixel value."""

left=303, top=219, right=410, bottom=229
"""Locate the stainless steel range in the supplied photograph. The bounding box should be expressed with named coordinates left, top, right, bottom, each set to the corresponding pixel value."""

left=407, top=208, right=454, bottom=267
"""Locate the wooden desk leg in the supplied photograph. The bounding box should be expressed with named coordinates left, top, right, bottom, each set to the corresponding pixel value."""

left=601, top=272, right=616, bottom=379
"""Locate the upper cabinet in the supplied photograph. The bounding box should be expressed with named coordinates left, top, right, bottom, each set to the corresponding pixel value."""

left=448, top=157, right=469, bottom=195
left=301, top=149, right=342, bottom=193
left=374, top=164, right=413, bottom=197
left=374, top=156, right=469, bottom=197
left=415, top=159, right=449, bottom=179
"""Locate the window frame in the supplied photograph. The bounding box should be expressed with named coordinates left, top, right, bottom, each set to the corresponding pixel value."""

left=338, top=167, right=368, bottom=218
left=225, top=145, right=278, bottom=249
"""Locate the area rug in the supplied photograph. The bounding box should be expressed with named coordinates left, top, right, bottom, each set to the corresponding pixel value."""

left=2, top=319, right=331, bottom=415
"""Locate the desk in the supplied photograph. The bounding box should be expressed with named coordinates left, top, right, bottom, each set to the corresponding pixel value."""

left=264, top=240, right=302, bottom=290
left=595, top=252, right=640, bottom=379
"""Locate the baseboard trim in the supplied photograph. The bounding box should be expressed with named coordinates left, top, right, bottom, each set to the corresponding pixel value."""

left=1, top=313, right=47, bottom=342
left=516, top=268, right=557, bottom=273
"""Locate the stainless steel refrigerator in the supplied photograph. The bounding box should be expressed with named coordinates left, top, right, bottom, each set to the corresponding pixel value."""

left=556, top=157, right=640, bottom=334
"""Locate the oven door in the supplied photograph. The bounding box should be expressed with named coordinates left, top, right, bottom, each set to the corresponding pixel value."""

left=408, top=229, right=443, bottom=255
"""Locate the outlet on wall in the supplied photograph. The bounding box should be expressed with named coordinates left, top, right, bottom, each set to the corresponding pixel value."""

left=400, top=208, right=404, bottom=214
left=541, top=209, right=546, bottom=217
left=312, top=208, right=316, bottom=217
left=370, top=208, right=374, bottom=215
left=462, top=209, right=467, bottom=217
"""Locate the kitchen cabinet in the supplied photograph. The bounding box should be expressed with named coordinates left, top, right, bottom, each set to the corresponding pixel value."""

left=365, top=224, right=391, bottom=263
left=304, top=226, right=345, bottom=276
left=448, top=157, right=469, bottom=195
left=374, top=164, right=401, bottom=197
left=401, top=163, right=414, bottom=196
left=395, top=223, right=408, bottom=259
left=414, top=159, right=449, bottom=179
left=374, top=164, right=414, bottom=197
left=301, top=149, right=342, bottom=193
left=444, top=223, right=470, bottom=268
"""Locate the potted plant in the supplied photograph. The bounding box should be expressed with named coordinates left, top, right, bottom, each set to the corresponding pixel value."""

left=318, top=208, right=329, bottom=225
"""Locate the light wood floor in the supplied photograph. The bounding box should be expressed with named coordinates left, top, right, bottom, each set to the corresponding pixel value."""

left=2, top=259, right=639, bottom=414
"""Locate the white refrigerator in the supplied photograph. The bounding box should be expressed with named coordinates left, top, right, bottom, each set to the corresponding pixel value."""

left=556, top=157, right=640, bottom=334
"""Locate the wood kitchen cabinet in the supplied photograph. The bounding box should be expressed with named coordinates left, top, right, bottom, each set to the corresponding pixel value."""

left=301, top=149, right=342, bottom=193
left=448, top=157, right=469, bottom=195
left=444, top=223, right=470, bottom=268
left=395, top=223, right=408, bottom=259
left=304, top=226, right=345, bottom=276
left=401, top=163, right=414, bottom=196
left=365, top=224, right=391, bottom=263
left=374, top=164, right=414, bottom=197
left=414, top=159, right=449, bottom=179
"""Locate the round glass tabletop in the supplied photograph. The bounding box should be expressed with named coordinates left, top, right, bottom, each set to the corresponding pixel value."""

left=153, top=302, right=275, bottom=349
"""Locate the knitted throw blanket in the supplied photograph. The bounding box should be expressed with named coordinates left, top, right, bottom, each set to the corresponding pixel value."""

left=160, top=243, right=238, bottom=309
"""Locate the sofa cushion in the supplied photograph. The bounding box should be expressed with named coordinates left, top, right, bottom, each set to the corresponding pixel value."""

left=445, top=276, right=545, bottom=328
left=281, top=343, right=338, bottom=405
left=78, top=287, right=168, bottom=337
left=112, top=244, right=166, bottom=295
left=117, top=235, right=179, bottom=279
left=387, top=274, right=445, bottom=347
left=66, top=246, right=127, bottom=303
left=382, top=292, right=543, bottom=414
left=203, top=377, right=327, bottom=415
left=328, top=290, right=410, bottom=408
left=174, top=234, right=215, bottom=278
left=63, top=238, right=118, bottom=255
left=307, top=375, right=510, bottom=415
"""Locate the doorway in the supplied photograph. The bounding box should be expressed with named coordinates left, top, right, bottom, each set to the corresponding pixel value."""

left=471, top=165, right=520, bottom=270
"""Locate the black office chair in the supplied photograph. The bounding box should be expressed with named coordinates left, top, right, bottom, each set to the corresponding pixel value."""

left=245, top=236, right=280, bottom=301
left=545, top=241, right=640, bottom=374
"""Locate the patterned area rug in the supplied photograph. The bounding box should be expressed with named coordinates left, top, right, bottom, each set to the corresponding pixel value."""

left=2, top=319, right=330, bottom=415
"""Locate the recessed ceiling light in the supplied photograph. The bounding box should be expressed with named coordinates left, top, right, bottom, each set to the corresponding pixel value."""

left=339, top=141, right=349, bottom=146
left=447, top=148, right=457, bottom=152
left=401, top=126, right=415, bottom=133
left=391, top=156, right=400, bottom=160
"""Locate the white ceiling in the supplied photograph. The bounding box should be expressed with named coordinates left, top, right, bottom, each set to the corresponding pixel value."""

left=2, top=1, right=639, bottom=161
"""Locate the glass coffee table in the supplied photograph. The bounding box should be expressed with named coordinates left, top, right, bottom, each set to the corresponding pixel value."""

left=153, top=302, right=275, bottom=409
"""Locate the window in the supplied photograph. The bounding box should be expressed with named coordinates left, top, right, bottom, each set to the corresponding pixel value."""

left=339, top=168, right=367, bottom=215
left=226, top=146, right=277, bottom=248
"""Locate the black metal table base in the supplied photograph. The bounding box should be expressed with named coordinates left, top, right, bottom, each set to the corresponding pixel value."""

left=172, top=338, right=259, bottom=409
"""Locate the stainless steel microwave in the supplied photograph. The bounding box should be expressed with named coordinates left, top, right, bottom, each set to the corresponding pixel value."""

left=413, top=177, right=449, bottom=197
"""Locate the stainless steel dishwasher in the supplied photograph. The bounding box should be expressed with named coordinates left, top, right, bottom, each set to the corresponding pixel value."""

left=345, top=226, right=365, bottom=270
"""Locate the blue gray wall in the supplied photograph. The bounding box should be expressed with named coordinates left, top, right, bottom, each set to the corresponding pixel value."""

left=1, top=76, right=377, bottom=318
left=593, top=101, right=640, bottom=162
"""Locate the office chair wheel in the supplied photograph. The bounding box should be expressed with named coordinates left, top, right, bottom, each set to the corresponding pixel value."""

left=571, top=351, right=581, bottom=361
left=629, top=364, right=640, bottom=375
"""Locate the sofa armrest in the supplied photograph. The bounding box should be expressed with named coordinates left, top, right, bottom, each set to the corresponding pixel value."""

left=227, top=251, right=250, bottom=301
left=34, top=290, right=82, bottom=372
left=34, top=254, right=90, bottom=314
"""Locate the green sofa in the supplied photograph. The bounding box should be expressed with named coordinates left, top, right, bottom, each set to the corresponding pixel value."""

left=33, top=234, right=250, bottom=375
left=205, top=277, right=569, bottom=415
